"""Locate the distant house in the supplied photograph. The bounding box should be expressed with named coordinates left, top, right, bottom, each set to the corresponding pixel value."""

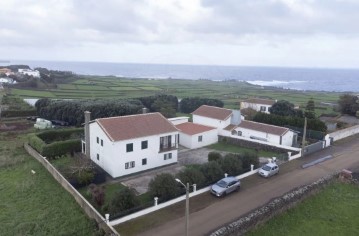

left=18, top=69, right=40, bottom=78
left=240, top=98, right=276, bottom=114
left=224, top=120, right=297, bottom=147
left=0, top=78, right=16, bottom=84
left=192, top=105, right=241, bottom=129
left=84, top=112, right=179, bottom=178
left=0, top=68, right=12, bottom=76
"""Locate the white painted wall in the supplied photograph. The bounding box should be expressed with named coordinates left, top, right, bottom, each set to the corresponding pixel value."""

left=168, top=117, right=189, bottom=125
left=329, top=125, right=359, bottom=141
left=193, top=115, right=231, bottom=130
left=241, top=102, right=271, bottom=114
left=89, top=122, right=178, bottom=178
left=179, top=129, right=218, bottom=149
left=234, top=127, right=294, bottom=146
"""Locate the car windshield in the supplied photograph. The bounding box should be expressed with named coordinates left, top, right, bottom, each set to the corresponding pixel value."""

left=216, top=180, right=228, bottom=188
left=262, top=165, right=272, bottom=171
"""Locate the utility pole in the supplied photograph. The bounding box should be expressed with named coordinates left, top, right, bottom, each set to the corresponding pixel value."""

left=301, top=117, right=307, bottom=157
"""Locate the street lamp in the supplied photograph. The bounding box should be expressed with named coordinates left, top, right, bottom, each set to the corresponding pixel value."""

left=175, top=178, right=189, bottom=236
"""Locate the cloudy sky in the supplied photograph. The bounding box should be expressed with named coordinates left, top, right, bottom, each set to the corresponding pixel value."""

left=1, top=0, right=359, bottom=68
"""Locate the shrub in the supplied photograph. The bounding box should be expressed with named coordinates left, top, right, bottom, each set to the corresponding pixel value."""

left=176, top=168, right=206, bottom=188
left=28, top=134, right=45, bottom=153
left=148, top=173, right=180, bottom=202
left=199, top=161, right=224, bottom=185
left=76, top=170, right=95, bottom=185
left=208, top=152, right=222, bottom=162
left=88, top=184, right=105, bottom=207
left=41, top=139, right=81, bottom=158
left=239, top=152, right=260, bottom=169
left=219, top=154, right=243, bottom=176
left=37, top=128, right=84, bottom=143
left=107, top=187, right=140, bottom=215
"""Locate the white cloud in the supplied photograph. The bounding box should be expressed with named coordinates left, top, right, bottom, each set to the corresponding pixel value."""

left=0, top=0, right=359, bottom=68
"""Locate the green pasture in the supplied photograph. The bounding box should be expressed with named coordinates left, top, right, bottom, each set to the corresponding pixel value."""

left=247, top=182, right=359, bottom=236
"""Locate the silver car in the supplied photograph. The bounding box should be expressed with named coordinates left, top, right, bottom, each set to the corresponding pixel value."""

left=258, top=162, right=279, bottom=178
left=210, top=176, right=241, bottom=197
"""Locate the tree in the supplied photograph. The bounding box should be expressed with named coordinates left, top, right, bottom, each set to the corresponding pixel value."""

left=148, top=173, right=180, bottom=201
left=305, top=98, right=316, bottom=119
left=338, top=94, right=359, bottom=116
left=269, top=100, right=297, bottom=116
left=176, top=168, right=206, bottom=188
left=208, top=151, right=222, bottom=162
left=88, top=184, right=105, bottom=207
left=107, top=187, right=139, bottom=215
left=179, top=97, right=224, bottom=113
left=219, top=154, right=243, bottom=176
left=199, top=161, right=224, bottom=185
left=151, top=98, right=176, bottom=118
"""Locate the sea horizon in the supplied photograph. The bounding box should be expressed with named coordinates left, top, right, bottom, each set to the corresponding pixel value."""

left=1, top=59, right=359, bottom=92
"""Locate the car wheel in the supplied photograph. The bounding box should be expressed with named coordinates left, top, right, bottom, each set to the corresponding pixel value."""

left=222, top=192, right=227, bottom=197
left=236, top=186, right=241, bottom=191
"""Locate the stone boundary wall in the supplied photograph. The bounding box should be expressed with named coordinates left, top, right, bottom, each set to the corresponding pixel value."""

left=24, top=143, right=119, bottom=236
left=210, top=172, right=339, bottom=236
left=219, top=135, right=300, bottom=155
left=329, top=124, right=359, bottom=142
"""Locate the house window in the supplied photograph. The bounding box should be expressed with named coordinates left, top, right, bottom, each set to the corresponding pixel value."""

left=260, top=106, right=266, bottom=112
left=96, top=153, right=99, bottom=161
left=142, top=158, right=147, bottom=165
left=198, top=135, right=203, bottom=142
left=101, top=139, right=103, bottom=146
left=96, top=137, right=99, bottom=144
left=126, top=143, right=133, bottom=152
left=125, top=161, right=135, bottom=169
left=141, top=140, right=148, bottom=150
left=164, top=153, right=172, bottom=160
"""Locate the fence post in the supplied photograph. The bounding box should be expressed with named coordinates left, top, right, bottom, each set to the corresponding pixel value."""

left=193, top=184, right=197, bottom=192
left=224, top=173, right=228, bottom=178
left=154, top=197, right=158, bottom=206
left=105, top=214, right=110, bottom=225
left=250, top=164, right=254, bottom=171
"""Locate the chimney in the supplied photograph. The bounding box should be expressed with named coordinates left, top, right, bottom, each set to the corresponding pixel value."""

left=142, top=107, right=148, bottom=114
left=84, top=111, right=91, bottom=158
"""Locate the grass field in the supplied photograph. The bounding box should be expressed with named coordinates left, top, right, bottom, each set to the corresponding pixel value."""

left=8, top=76, right=342, bottom=116
left=208, top=142, right=281, bottom=157
left=0, top=126, right=102, bottom=235
left=247, top=182, right=359, bottom=236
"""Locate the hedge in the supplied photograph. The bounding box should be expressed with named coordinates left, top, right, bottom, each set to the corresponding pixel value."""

left=2, top=109, right=37, bottom=117
left=37, top=128, right=84, bottom=143
left=41, top=139, right=81, bottom=158
left=28, top=133, right=46, bottom=153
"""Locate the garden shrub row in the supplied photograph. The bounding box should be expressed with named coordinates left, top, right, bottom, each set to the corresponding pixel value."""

left=37, top=127, right=84, bottom=143
left=1, top=109, right=37, bottom=117
left=28, top=128, right=83, bottom=158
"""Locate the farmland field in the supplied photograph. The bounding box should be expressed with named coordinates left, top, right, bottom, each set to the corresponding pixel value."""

left=247, top=182, right=359, bottom=236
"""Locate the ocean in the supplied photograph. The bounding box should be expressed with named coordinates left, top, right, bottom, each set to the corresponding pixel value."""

left=2, top=60, right=359, bottom=92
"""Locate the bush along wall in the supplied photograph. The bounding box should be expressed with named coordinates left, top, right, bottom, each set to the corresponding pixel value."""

left=37, top=128, right=84, bottom=143
left=41, top=139, right=81, bottom=158
left=209, top=173, right=338, bottom=236
left=1, top=109, right=37, bottom=117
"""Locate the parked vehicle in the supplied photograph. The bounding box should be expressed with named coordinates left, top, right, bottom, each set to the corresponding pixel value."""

left=210, top=176, right=240, bottom=197
left=258, top=162, right=279, bottom=178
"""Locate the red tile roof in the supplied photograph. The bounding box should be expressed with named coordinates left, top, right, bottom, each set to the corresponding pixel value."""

left=192, top=105, right=232, bottom=121
left=237, top=120, right=289, bottom=136
left=96, top=113, right=178, bottom=142
left=175, top=122, right=216, bottom=135
left=223, top=124, right=237, bottom=131
left=243, top=98, right=276, bottom=106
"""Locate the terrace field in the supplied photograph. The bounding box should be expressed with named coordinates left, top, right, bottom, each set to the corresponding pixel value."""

left=8, top=76, right=342, bottom=115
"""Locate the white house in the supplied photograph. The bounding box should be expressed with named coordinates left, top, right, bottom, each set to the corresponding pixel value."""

left=175, top=122, right=217, bottom=149
left=0, top=78, right=16, bottom=84
left=192, top=105, right=241, bottom=129
left=226, top=120, right=297, bottom=147
left=240, top=98, right=276, bottom=114
left=84, top=112, right=179, bottom=178
left=18, top=69, right=40, bottom=78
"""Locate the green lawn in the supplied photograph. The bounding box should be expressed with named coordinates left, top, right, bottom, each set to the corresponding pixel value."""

left=247, top=182, right=359, bottom=236
left=208, top=141, right=281, bottom=157
left=0, top=129, right=101, bottom=235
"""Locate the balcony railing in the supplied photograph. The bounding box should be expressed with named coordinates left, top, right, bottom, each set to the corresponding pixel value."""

left=159, top=143, right=178, bottom=153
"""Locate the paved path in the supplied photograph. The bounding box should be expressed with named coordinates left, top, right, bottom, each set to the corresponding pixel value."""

left=139, top=136, right=359, bottom=236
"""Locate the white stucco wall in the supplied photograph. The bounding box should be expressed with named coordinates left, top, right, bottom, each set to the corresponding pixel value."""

left=179, top=129, right=218, bottom=149
left=281, top=131, right=295, bottom=146
left=241, top=102, right=271, bottom=114
left=193, top=115, right=231, bottom=130
left=234, top=127, right=295, bottom=146
left=89, top=122, right=178, bottom=178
